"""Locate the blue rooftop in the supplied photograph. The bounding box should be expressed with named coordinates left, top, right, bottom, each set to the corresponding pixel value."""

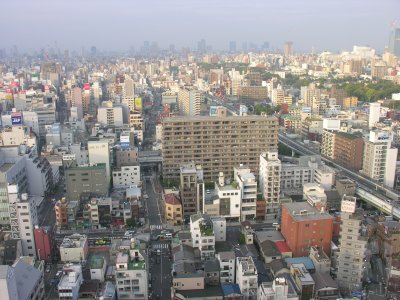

left=285, top=257, right=315, bottom=271
left=221, top=283, right=241, bottom=296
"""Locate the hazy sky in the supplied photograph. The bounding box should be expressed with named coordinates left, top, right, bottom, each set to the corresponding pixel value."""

left=1, top=0, right=399, bottom=53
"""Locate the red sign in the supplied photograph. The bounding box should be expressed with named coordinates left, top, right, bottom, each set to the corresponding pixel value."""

left=5, top=88, right=12, bottom=94
left=11, top=82, right=18, bottom=88
left=84, top=83, right=90, bottom=90
left=20, top=90, right=26, bottom=94
left=44, top=85, right=49, bottom=92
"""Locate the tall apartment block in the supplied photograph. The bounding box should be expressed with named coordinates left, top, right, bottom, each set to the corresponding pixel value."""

left=235, top=166, right=257, bottom=221
left=259, top=152, right=281, bottom=216
left=161, top=115, right=278, bottom=181
left=337, top=196, right=368, bottom=292
left=177, top=86, right=202, bottom=116
left=179, top=163, right=204, bottom=220
left=361, top=131, right=398, bottom=188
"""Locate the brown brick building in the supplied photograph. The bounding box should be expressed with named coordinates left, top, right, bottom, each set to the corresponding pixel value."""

left=334, top=132, right=364, bottom=171
left=281, top=202, right=333, bottom=257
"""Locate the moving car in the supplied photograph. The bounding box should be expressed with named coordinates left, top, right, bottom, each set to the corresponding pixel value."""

left=95, top=239, right=107, bottom=245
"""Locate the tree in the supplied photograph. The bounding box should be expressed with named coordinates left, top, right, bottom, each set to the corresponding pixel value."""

left=126, top=218, right=136, bottom=228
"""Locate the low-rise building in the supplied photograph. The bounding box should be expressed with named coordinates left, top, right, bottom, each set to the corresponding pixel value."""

left=88, top=255, right=107, bottom=282
left=58, top=264, right=83, bottom=300
left=235, top=256, right=258, bottom=297
left=112, top=165, right=141, bottom=188
left=216, top=251, right=235, bottom=284
left=60, top=234, right=89, bottom=263
left=164, top=193, right=183, bottom=225
left=190, top=214, right=215, bottom=260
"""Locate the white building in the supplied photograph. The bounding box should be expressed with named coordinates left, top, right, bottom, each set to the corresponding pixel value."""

left=88, top=255, right=107, bottom=282
left=236, top=256, right=258, bottom=297
left=211, top=217, right=226, bottom=242
left=59, top=234, right=89, bottom=263
left=69, top=143, right=89, bottom=165
left=190, top=213, right=216, bottom=260
left=112, top=165, right=141, bottom=188
left=213, top=172, right=241, bottom=220
left=303, top=183, right=327, bottom=209
left=258, top=277, right=298, bottom=300
left=88, top=140, right=111, bottom=178
left=97, top=101, right=124, bottom=127
left=58, top=264, right=83, bottom=300
left=216, top=251, right=235, bottom=284
left=361, top=130, right=398, bottom=188
left=259, top=152, right=281, bottom=216
left=368, top=102, right=381, bottom=128
left=115, top=239, right=148, bottom=300
left=235, top=166, right=257, bottom=221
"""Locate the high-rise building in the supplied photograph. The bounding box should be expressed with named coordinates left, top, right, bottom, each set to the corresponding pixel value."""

left=361, top=130, right=398, bottom=188
left=179, top=163, right=204, bottom=220
left=301, top=84, right=321, bottom=113
left=197, top=39, right=207, bottom=53
left=259, top=152, right=281, bottom=216
left=334, top=132, right=364, bottom=171
left=336, top=196, right=368, bottom=292
left=283, top=41, right=293, bottom=56
left=177, top=86, right=202, bottom=116
left=229, top=41, right=237, bottom=53
left=161, top=115, right=279, bottom=181
left=97, top=101, right=123, bottom=127
left=235, top=166, right=257, bottom=221
left=368, top=102, right=381, bottom=128
left=389, top=27, right=400, bottom=57
left=88, top=141, right=111, bottom=178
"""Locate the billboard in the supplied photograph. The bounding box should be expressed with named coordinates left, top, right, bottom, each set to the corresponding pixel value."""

left=341, top=196, right=356, bottom=213
left=120, top=135, right=130, bottom=144
left=302, top=106, right=311, bottom=113
left=134, top=97, right=142, bottom=111
left=210, top=106, right=218, bottom=116
left=84, top=83, right=90, bottom=91
left=11, top=112, right=23, bottom=125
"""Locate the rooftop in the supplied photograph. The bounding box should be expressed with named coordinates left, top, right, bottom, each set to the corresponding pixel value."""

left=283, top=202, right=333, bottom=222
left=164, top=193, right=181, bottom=206
left=66, top=163, right=106, bottom=171
left=88, top=255, right=105, bottom=270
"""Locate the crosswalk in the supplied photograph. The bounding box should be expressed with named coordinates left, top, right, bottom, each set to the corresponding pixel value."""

left=150, top=225, right=163, bottom=230
left=153, top=243, right=169, bottom=249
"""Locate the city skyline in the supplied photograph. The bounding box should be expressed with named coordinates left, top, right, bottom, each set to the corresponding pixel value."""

left=1, top=0, right=399, bottom=53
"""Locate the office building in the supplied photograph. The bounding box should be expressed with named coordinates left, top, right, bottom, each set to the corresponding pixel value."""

left=389, top=27, right=400, bottom=57
left=179, top=163, right=204, bottom=220
left=112, top=165, right=140, bottom=188
left=281, top=202, right=333, bottom=257
left=336, top=196, right=368, bottom=291
left=59, top=234, right=89, bottom=263
left=65, top=163, right=109, bottom=200
left=177, top=86, right=202, bottom=116
left=0, top=258, right=45, bottom=300
left=58, top=264, right=83, bottom=300
left=97, top=101, right=123, bottom=127
left=342, top=97, right=358, bottom=109
left=283, top=41, right=293, bottom=56
left=88, top=140, right=111, bottom=178
left=161, top=115, right=278, bottom=181
left=115, top=239, right=148, bottom=300
left=237, top=86, right=268, bottom=101
left=368, top=102, right=381, bottom=128
left=361, top=131, right=398, bottom=188
left=259, top=152, right=281, bottom=216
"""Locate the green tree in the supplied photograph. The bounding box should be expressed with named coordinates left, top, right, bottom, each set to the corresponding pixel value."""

left=126, top=218, right=136, bottom=228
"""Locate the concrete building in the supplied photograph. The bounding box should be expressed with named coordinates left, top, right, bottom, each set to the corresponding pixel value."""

left=369, top=102, right=381, bottom=128
left=361, top=130, right=398, bottom=188
left=0, top=258, right=45, bottom=300
left=309, top=246, right=330, bottom=274
left=58, top=264, right=83, bottom=300
left=259, top=152, right=281, bottom=216
left=59, top=234, right=89, bottom=263
left=115, top=147, right=138, bottom=168
left=161, top=115, right=278, bottom=181
left=281, top=202, right=333, bottom=257
left=161, top=91, right=177, bottom=105
left=164, top=193, right=183, bottom=225
left=115, top=239, right=148, bottom=300
left=236, top=256, right=258, bottom=297
left=34, top=226, right=54, bottom=263
left=238, top=86, right=268, bottom=101
left=97, top=101, right=123, bottom=127
left=258, top=277, right=298, bottom=300
left=88, top=141, right=111, bottom=179
left=55, top=197, right=68, bottom=227
left=336, top=196, right=368, bottom=291
left=321, top=129, right=336, bottom=159
left=303, top=183, right=327, bottom=210
left=216, top=251, right=235, bottom=284
left=190, top=213, right=215, bottom=260
left=177, top=86, right=202, bottom=116
left=88, top=255, right=107, bottom=282
left=179, top=163, right=204, bottom=220
left=334, top=132, right=364, bottom=171
left=65, top=163, right=109, bottom=200
left=112, top=165, right=140, bottom=188
left=301, top=84, right=321, bottom=114
left=235, top=166, right=257, bottom=221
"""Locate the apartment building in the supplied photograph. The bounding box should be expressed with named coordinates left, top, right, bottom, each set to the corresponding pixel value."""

left=97, top=101, right=123, bottom=127
left=112, top=165, right=141, bottom=188
left=164, top=193, right=183, bottom=225
left=190, top=214, right=216, bottom=261
left=336, top=196, right=368, bottom=291
left=161, top=115, right=278, bottom=181
left=361, top=130, right=398, bottom=188
left=259, top=152, right=281, bottom=216
left=216, top=251, right=236, bottom=284
left=115, top=240, right=148, bottom=300
left=321, top=129, right=336, bottom=159
left=235, top=166, right=257, bottom=221
left=180, top=163, right=204, bottom=219
left=236, top=256, right=258, bottom=297
left=177, top=86, right=202, bottom=116
left=88, top=141, right=111, bottom=179
left=58, top=264, right=83, bottom=300
left=237, top=86, right=268, bottom=101
left=334, top=132, right=364, bottom=171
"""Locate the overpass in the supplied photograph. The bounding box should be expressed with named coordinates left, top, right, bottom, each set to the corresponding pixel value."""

left=279, top=133, right=400, bottom=219
left=138, top=150, right=162, bottom=164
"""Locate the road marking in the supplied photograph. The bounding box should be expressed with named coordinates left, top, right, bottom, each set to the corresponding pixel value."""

left=150, top=225, right=163, bottom=230
left=153, top=243, right=169, bottom=249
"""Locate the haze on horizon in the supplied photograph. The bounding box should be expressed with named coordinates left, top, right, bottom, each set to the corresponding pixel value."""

left=1, top=0, right=399, bottom=54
